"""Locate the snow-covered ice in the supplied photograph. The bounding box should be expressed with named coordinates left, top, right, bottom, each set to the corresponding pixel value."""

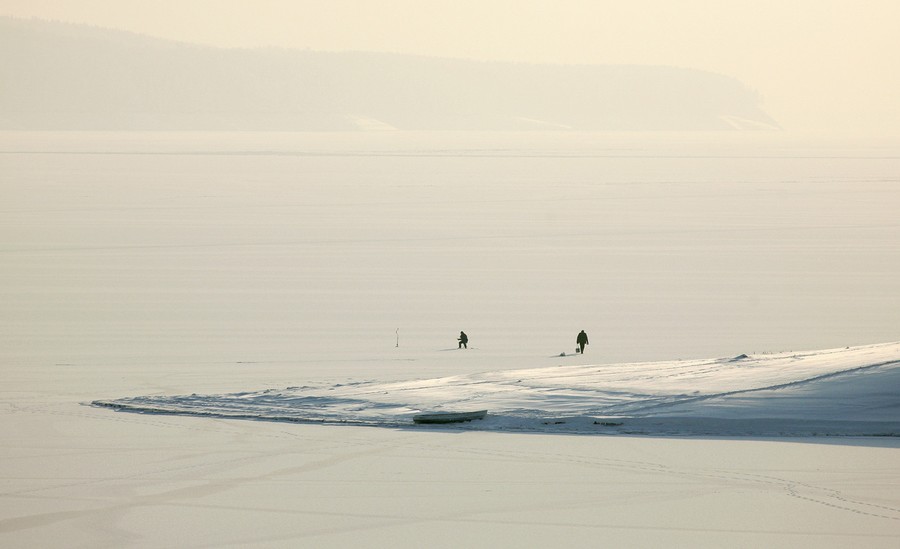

left=2, top=131, right=899, bottom=547
left=94, top=342, right=900, bottom=437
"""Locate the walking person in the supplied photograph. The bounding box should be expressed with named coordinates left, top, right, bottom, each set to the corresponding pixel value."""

left=576, top=330, right=589, bottom=354
left=458, top=331, right=468, bottom=349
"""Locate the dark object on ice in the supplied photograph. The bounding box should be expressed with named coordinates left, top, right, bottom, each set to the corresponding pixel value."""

left=458, top=331, right=468, bottom=349
left=595, top=421, right=624, bottom=427
left=576, top=330, right=589, bottom=353
left=731, top=353, right=749, bottom=361
left=413, top=410, right=487, bottom=424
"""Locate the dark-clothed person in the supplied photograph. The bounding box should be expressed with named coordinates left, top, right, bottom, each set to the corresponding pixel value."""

left=576, top=330, right=589, bottom=353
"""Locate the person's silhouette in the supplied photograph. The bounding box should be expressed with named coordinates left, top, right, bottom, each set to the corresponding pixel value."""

left=576, top=330, right=589, bottom=353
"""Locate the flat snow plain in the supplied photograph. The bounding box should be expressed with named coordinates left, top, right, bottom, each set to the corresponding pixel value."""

left=2, top=132, right=899, bottom=547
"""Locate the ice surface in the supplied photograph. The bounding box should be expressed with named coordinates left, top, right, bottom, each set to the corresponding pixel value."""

left=94, top=342, right=900, bottom=436
left=3, top=131, right=900, bottom=369
left=3, top=132, right=900, bottom=547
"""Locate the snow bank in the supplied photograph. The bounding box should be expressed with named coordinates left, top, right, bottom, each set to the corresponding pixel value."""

left=94, top=342, right=900, bottom=437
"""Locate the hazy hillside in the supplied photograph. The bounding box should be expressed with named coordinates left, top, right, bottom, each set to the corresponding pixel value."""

left=0, top=17, right=778, bottom=131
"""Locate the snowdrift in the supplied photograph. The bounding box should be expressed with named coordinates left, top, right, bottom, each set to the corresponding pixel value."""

left=93, top=342, right=900, bottom=437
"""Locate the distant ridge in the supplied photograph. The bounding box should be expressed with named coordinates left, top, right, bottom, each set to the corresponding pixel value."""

left=0, top=17, right=779, bottom=131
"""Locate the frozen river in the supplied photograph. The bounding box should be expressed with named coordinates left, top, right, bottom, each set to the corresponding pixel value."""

left=2, top=131, right=900, bottom=548
left=2, top=131, right=898, bottom=371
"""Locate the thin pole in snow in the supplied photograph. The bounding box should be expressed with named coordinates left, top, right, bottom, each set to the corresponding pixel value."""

left=396, top=328, right=399, bottom=348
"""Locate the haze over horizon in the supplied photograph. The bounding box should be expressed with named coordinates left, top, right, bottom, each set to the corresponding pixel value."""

left=2, top=0, right=899, bottom=137
left=1, top=17, right=778, bottom=131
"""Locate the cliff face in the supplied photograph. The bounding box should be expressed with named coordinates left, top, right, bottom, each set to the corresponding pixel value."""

left=0, top=18, right=778, bottom=131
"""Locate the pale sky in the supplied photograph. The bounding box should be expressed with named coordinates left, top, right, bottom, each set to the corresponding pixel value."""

left=2, top=0, right=899, bottom=135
